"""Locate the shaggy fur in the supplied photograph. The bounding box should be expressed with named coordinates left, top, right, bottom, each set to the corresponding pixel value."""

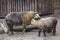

left=5, top=11, right=39, bottom=34
left=31, top=17, right=57, bottom=37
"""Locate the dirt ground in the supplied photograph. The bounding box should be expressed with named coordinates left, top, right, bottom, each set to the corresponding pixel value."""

left=0, top=13, right=60, bottom=40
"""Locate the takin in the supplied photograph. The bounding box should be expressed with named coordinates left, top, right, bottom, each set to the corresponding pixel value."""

left=5, top=11, right=40, bottom=34
left=31, top=17, right=57, bottom=37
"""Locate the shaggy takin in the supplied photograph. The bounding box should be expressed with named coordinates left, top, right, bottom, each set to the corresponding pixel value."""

left=5, top=11, right=40, bottom=34
left=31, top=17, right=57, bottom=37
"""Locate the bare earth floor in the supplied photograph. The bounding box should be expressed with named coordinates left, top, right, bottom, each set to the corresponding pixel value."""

left=0, top=14, right=60, bottom=40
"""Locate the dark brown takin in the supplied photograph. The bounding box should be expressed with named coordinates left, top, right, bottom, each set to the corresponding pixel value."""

left=5, top=11, right=40, bottom=34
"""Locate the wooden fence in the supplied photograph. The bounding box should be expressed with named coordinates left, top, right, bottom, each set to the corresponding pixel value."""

left=0, top=0, right=38, bottom=17
left=0, top=0, right=57, bottom=17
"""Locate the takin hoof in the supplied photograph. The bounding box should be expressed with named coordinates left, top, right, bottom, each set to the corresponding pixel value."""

left=47, top=30, right=52, bottom=33
left=8, top=32, right=14, bottom=36
left=44, top=34, right=46, bottom=37
left=44, top=35, right=46, bottom=37
left=53, top=33, right=56, bottom=36
left=5, top=31, right=9, bottom=34
left=38, top=34, right=40, bottom=37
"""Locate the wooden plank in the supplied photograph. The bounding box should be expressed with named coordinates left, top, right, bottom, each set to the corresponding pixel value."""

left=0, top=0, right=1, bottom=14
left=35, top=0, right=37, bottom=12
left=28, top=0, right=29, bottom=11
left=0, top=0, right=41, bottom=17
left=1, top=0, right=2, bottom=15
left=18, top=0, right=19, bottom=12
left=30, top=0, right=32, bottom=11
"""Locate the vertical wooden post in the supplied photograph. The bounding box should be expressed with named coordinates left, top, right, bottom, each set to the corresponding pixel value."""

left=35, top=0, right=37, bottom=12
left=0, top=0, right=1, bottom=14
left=30, top=0, right=31, bottom=11
left=7, top=0, right=11, bottom=13
left=1, top=0, right=2, bottom=15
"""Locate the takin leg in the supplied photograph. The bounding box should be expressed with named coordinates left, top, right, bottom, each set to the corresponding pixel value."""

left=38, top=29, right=42, bottom=37
left=10, top=24, right=14, bottom=35
left=47, top=28, right=52, bottom=33
left=52, top=19, right=57, bottom=35
left=43, top=30, right=46, bottom=37
left=7, top=23, right=14, bottom=35
left=52, top=25, right=56, bottom=35
left=22, top=24, right=26, bottom=34
left=22, top=27, right=26, bottom=34
left=53, top=28, right=56, bottom=35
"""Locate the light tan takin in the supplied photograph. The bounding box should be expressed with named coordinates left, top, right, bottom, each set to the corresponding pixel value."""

left=31, top=17, right=57, bottom=37
left=5, top=11, right=40, bottom=34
